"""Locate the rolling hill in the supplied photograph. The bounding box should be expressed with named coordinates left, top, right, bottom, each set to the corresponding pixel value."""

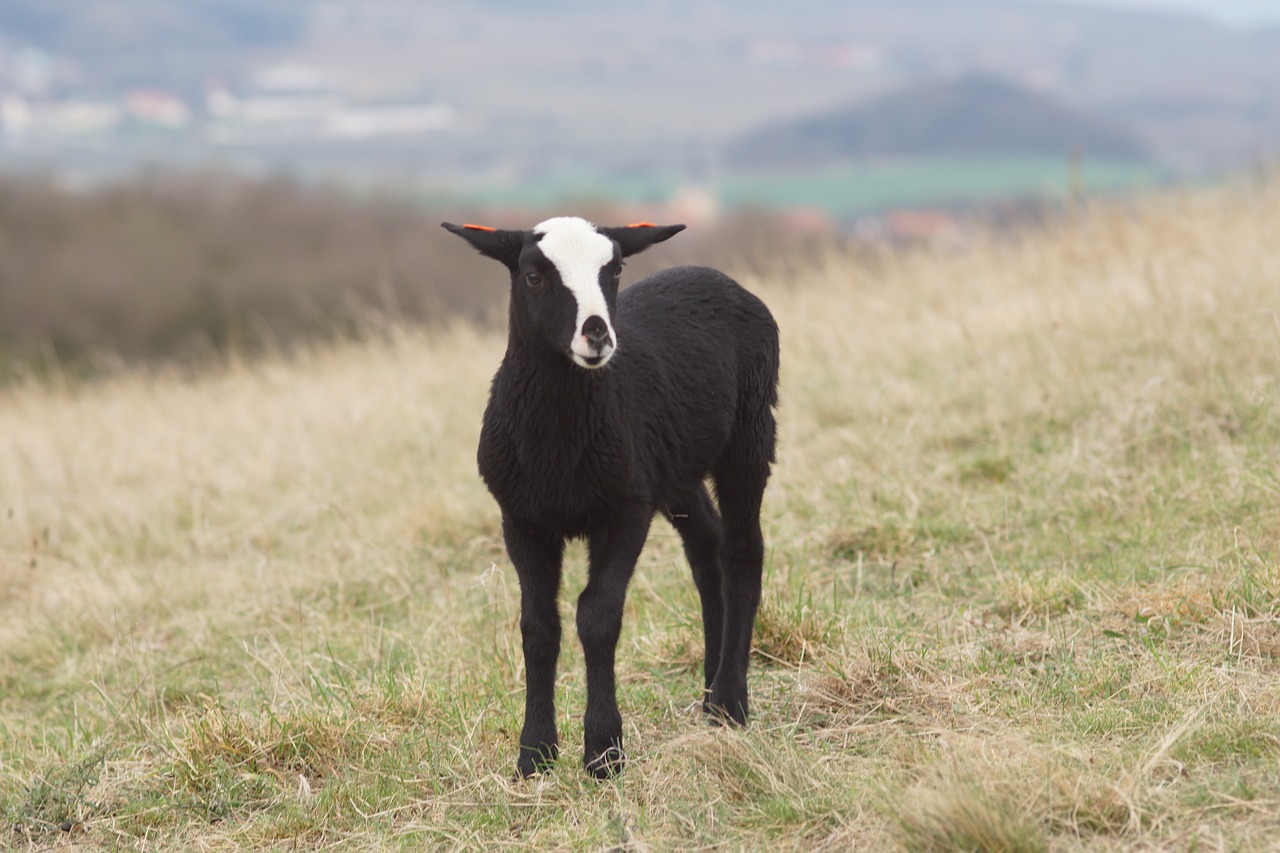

left=724, top=75, right=1149, bottom=170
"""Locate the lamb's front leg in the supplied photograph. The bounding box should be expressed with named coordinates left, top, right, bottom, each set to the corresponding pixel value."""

left=578, top=508, right=652, bottom=778
left=503, top=517, right=565, bottom=778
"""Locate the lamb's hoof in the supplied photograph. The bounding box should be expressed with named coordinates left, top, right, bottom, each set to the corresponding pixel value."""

left=704, top=694, right=749, bottom=727
left=584, top=743, right=626, bottom=779
left=515, top=742, right=559, bottom=780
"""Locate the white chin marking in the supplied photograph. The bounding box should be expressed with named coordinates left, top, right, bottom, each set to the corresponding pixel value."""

left=534, top=216, right=618, bottom=358
left=571, top=346, right=614, bottom=369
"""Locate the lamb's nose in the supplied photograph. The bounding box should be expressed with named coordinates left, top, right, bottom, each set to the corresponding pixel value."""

left=582, top=315, right=611, bottom=347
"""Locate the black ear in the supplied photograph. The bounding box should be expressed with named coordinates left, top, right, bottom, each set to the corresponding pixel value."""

left=441, top=222, right=527, bottom=269
left=597, top=222, right=686, bottom=258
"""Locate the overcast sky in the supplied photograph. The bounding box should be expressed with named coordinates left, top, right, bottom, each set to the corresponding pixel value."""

left=1020, top=0, right=1280, bottom=26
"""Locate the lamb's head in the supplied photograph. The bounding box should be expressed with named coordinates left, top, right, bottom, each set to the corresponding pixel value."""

left=442, top=217, right=685, bottom=369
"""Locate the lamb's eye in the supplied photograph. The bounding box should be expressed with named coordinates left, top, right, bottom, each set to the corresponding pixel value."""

left=525, top=271, right=542, bottom=287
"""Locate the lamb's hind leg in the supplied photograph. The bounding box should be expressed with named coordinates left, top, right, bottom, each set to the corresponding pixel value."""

left=579, top=507, right=652, bottom=778
left=665, top=485, right=725, bottom=711
left=709, top=442, right=772, bottom=726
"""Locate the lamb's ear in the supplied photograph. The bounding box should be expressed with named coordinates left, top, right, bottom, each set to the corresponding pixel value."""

left=598, top=222, right=687, bottom=258
left=441, top=222, right=526, bottom=269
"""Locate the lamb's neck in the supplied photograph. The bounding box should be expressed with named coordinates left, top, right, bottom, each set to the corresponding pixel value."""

left=499, top=344, right=614, bottom=437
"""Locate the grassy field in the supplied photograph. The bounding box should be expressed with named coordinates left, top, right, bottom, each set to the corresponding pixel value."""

left=2, top=183, right=1280, bottom=850
left=433, top=156, right=1157, bottom=218
left=718, top=157, right=1157, bottom=218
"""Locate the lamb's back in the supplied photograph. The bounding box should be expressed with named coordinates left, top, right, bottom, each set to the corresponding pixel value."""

left=613, top=267, right=778, bottom=499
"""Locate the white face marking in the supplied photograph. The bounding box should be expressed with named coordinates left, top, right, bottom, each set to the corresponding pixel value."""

left=533, top=216, right=618, bottom=369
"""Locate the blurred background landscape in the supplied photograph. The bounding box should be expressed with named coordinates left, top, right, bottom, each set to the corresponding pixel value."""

left=2, top=0, right=1279, bottom=372
left=5, top=5, right=1280, bottom=848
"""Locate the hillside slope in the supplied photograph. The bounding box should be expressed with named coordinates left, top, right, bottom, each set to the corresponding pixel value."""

left=2, top=182, right=1279, bottom=849
left=725, top=75, right=1149, bottom=169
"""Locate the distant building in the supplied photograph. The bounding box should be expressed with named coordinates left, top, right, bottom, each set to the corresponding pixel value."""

left=0, top=95, right=32, bottom=135
left=665, top=184, right=720, bottom=226
left=125, top=90, right=192, bottom=128
left=203, top=65, right=455, bottom=146
left=322, top=104, right=458, bottom=140
left=857, top=208, right=966, bottom=247
left=44, top=100, right=122, bottom=136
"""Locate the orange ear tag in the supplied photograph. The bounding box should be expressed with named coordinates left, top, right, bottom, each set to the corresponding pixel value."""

left=463, top=223, right=498, bottom=231
left=626, top=221, right=658, bottom=228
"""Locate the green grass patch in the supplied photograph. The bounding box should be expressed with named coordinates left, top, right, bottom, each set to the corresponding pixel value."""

left=430, top=155, right=1158, bottom=218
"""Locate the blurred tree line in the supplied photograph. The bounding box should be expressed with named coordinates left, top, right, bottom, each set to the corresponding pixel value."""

left=0, top=173, right=499, bottom=377
left=0, top=173, right=832, bottom=381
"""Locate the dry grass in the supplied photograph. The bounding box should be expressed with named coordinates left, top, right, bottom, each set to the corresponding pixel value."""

left=3, top=181, right=1280, bottom=849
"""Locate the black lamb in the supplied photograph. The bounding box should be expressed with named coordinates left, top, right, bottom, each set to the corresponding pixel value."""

left=442, top=216, right=779, bottom=778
